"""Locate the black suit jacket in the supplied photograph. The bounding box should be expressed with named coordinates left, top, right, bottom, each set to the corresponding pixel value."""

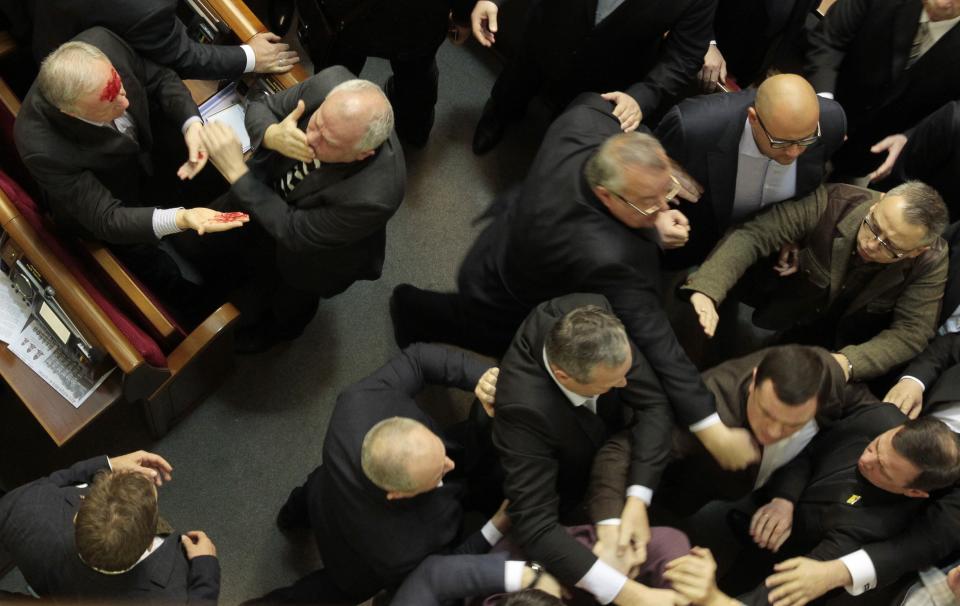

left=390, top=552, right=509, bottom=606
left=493, top=0, right=716, bottom=115
left=942, top=222, right=960, bottom=328
left=461, top=92, right=716, bottom=428
left=235, top=66, right=405, bottom=296
left=655, top=88, right=846, bottom=266
left=712, top=0, right=818, bottom=86
left=0, top=456, right=219, bottom=603
left=739, top=403, right=921, bottom=605
left=21, top=0, right=247, bottom=79
left=805, top=0, right=960, bottom=174
left=493, top=293, right=674, bottom=585
left=302, top=344, right=491, bottom=598
left=13, top=27, right=200, bottom=244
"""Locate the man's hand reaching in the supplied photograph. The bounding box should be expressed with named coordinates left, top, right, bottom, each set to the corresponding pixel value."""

left=198, top=122, right=249, bottom=184
left=696, top=423, right=760, bottom=471
left=689, top=292, right=719, bottom=337
left=475, top=366, right=499, bottom=416
left=264, top=100, right=315, bottom=163
left=867, top=134, right=908, bottom=183
left=176, top=208, right=249, bottom=235
left=601, top=92, right=642, bottom=132
left=750, top=498, right=794, bottom=552
left=178, top=121, right=207, bottom=180
left=655, top=210, right=691, bottom=249
left=471, top=1, right=499, bottom=46
left=249, top=32, right=300, bottom=74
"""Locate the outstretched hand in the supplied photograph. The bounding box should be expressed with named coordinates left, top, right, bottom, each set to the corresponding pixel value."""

left=264, top=100, right=315, bottom=163
left=109, top=450, right=173, bottom=487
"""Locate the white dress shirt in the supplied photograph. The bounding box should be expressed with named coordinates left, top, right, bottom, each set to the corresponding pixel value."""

left=732, top=118, right=798, bottom=222
left=753, top=419, right=819, bottom=489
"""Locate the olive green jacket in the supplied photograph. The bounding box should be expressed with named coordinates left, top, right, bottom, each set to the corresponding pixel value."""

left=682, top=184, right=947, bottom=380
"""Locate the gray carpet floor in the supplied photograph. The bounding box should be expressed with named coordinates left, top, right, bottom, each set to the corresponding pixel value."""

left=0, top=39, right=557, bottom=604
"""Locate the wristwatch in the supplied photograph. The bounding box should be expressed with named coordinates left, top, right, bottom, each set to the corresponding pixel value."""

left=525, top=561, right=545, bottom=589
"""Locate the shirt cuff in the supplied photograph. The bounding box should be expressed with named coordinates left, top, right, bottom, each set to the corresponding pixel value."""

left=181, top=116, right=202, bottom=135
left=840, top=550, right=878, bottom=595
left=709, top=40, right=717, bottom=45
left=481, top=520, right=504, bottom=546
left=689, top=412, right=722, bottom=433
left=596, top=518, right=621, bottom=525
left=505, top=561, right=526, bottom=592
left=901, top=376, right=927, bottom=391
left=626, top=485, right=653, bottom=506
left=576, top=558, right=628, bottom=604
left=818, top=92, right=835, bottom=99
left=241, top=44, right=256, bottom=73
left=152, top=207, right=184, bottom=239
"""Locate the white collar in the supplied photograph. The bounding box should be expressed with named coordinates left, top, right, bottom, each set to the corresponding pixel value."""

left=80, top=536, right=164, bottom=575
left=542, top=347, right=596, bottom=407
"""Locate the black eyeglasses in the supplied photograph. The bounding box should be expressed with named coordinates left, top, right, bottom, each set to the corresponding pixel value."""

left=607, top=175, right=681, bottom=217
left=862, top=211, right=906, bottom=259
left=754, top=110, right=821, bottom=149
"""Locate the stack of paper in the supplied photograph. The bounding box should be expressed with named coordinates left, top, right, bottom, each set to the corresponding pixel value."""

left=199, top=82, right=251, bottom=152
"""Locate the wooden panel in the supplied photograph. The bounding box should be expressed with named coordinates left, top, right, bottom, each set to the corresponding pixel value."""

left=166, top=303, right=239, bottom=373
left=0, top=346, right=122, bottom=446
left=0, top=32, right=16, bottom=60
left=204, top=0, right=308, bottom=89
left=0, top=76, right=20, bottom=117
left=0, top=205, right=144, bottom=374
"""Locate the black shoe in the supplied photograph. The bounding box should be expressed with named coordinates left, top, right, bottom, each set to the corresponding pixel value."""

left=472, top=99, right=508, bottom=155
left=269, top=0, right=296, bottom=37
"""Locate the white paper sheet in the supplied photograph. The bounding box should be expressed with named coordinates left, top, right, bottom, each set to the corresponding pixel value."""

left=0, top=273, right=31, bottom=344
left=9, top=319, right=115, bottom=408
left=206, top=104, right=251, bottom=152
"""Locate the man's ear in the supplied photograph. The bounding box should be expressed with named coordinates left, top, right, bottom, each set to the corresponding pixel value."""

left=746, top=106, right=758, bottom=125
left=386, top=491, right=411, bottom=501
left=904, top=488, right=930, bottom=499
left=551, top=365, right=572, bottom=383
left=592, top=186, right=616, bottom=212
left=748, top=367, right=758, bottom=394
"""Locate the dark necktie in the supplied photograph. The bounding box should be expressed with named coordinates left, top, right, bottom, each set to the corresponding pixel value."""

left=275, top=159, right=321, bottom=199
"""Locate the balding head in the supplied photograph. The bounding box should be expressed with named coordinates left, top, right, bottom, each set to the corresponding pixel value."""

left=360, top=417, right=455, bottom=500
left=304, top=79, right=394, bottom=163
left=748, top=74, right=821, bottom=165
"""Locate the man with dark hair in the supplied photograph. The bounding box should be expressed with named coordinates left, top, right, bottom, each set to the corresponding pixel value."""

left=492, top=293, right=693, bottom=605
left=685, top=181, right=950, bottom=382
left=588, top=344, right=872, bottom=526
left=688, top=408, right=960, bottom=606
left=0, top=451, right=219, bottom=602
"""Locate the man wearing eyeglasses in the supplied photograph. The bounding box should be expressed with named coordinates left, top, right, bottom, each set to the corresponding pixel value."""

left=393, top=92, right=764, bottom=479
left=654, top=74, right=846, bottom=269
left=682, top=181, right=949, bottom=384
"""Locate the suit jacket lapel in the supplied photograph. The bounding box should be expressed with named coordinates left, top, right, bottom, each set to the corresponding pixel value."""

left=796, top=142, right=826, bottom=195
left=828, top=205, right=864, bottom=301
left=891, top=0, right=924, bottom=82
left=707, top=119, right=743, bottom=225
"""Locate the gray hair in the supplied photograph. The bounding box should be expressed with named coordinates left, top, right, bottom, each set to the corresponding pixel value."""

left=584, top=132, right=668, bottom=193
left=545, top=305, right=630, bottom=383
left=360, top=417, right=424, bottom=492
left=36, top=41, right=108, bottom=112
left=329, top=79, right=394, bottom=152
left=887, top=181, right=949, bottom=245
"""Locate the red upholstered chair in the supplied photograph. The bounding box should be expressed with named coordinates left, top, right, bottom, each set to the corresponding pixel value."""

left=0, top=76, right=239, bottom=445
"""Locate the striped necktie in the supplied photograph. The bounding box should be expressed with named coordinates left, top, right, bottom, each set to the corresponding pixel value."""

left=907, top=20, right=931, bottom=69
left=276, top=159, right=321, bottom=199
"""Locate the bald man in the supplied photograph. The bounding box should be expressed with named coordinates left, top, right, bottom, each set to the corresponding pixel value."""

left=655, top=74, right=846, bottom=269
left=199, top=65, right=405, bottom=352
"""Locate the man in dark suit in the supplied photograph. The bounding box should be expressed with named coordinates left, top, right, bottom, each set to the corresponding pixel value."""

left=200, top=66, right=405, bottom=351
left=699, top=0, right=818, bottom=91
left=468, top=0, right=716, bottom=154
left=588, top=345, right=874, bottom=528
left=0, top=450, right=220, bottom=603
left=655, top=74, right=846, bottom=267
left=491, top=294, right=690, bottom=604
left=805, top=0, right=960, bottom=177
left=14, top=28, right=248, bottom=246
left=13, top=28, right=249, bottom=321
left=6, top=0, right=298, bottom=79
left=394, top=93, right=761, bottom=475
left=253, top=344, right=503, bottom=604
